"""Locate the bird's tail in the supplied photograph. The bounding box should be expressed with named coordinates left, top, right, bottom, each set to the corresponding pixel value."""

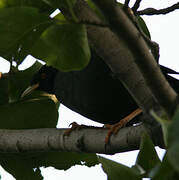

left=160, top=65, right=179, bottom=94
left=160, top=65, right=179, bottom=75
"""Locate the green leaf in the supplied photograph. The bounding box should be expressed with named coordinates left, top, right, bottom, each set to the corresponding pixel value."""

left=0, top=0, right=54, bottom=14
left=0, top=61, right=42, bottom=104
left=98, top=156, right=141, bottom=180
left=136, top=134, right=161, bottom=176
left=136, top=16, right=151, bottom=38
left=0, top=91, right=58, bottom=129
left=1, top=160, right=43, bottom=180
left=151, top=110, right=171, bottom=146
left=54, top=12, right=67, bottom=24
left=168, top=106, right=179, bottom=173
left=0, top=151, right=98, bottom=180
left=41, top=0, right=62, bottom=9
left=31, top=23, right=90, bottom=71
left=12, top=62, right=43, bottom=102
left=0, top=7, right=52, bottom=64
left=168, top=106, right=179, bottom=143
left=65, top=0, right=78, bottom=22
left=150, top=152, right=179, bottom=180
left=42, top=151, right=99, bottom=170
left=42, top=0, right=76, bottom=11
left=86, top=0, right=106, bottom=22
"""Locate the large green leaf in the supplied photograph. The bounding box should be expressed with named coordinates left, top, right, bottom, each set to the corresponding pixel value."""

left=150, top=153, right=179, bottom=180
left=1, top=159, right=43, bottom=180
left=31, top=23, right=90, bottom=71
left=41, top=151, right=99, bottom=170
left=0, top=7, right=52, bottom=64
left=0, top=151, right=98, bottom=180
left=98, top=156, right=141, bottom=180
left=136, top=134, right=161, bottom=176
left=41, top=0, right=63, bottom=9
left=168, top=106, right=179, bottom=173
left=42, top=0, right=77, bottom=12
left=0, top=0, right=54, bottom=14
left=0, top=92, right=59, bottom=129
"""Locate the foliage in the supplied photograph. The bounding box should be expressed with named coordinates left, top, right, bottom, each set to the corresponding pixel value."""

left=31, top=23, right=90, bottom=71
left=0, top=0, right=178, bottom=179
left=0, top=152, right=98, bottom=180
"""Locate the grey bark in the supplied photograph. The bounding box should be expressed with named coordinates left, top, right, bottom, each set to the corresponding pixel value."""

left=0, top=124, right=164, bottom=154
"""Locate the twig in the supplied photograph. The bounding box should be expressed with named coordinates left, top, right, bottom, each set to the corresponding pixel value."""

left=132, top=0, right=143, bottom=13
left=122, top=6, right=160, bottom=61
left=124, top=0, right=130, bottom=9
left=137, top=2, right=179, bottom=15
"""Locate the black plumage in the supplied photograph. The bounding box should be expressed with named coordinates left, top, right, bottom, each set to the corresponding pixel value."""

left=30, top=52, right=179, bottom=125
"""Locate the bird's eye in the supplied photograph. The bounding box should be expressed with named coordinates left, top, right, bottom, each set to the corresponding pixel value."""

left=41, top=73, right=46, bottom=80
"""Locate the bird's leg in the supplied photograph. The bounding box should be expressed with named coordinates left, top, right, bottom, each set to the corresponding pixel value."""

left=105, top=108, right=142, bottom=144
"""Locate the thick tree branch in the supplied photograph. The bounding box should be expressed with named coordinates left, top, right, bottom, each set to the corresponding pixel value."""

left=72, top=0, right=161, bottom=117
left=137, top=2, right=179, bottom=16
left=57, top=0, right=172, bottom=153
left=0, top=124, right=164, bottom=154
left=91, top=0, right=178, bottom=117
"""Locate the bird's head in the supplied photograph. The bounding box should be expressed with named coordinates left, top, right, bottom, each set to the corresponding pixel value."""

left=21, top=65, right=58, bottom=97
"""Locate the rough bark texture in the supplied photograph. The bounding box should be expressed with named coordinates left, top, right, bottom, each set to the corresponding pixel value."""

left=0, top=124, right=164, bottom=154
left=92, top=0, right=178, bottom=116
left=73, top=0, right=160, bottom=115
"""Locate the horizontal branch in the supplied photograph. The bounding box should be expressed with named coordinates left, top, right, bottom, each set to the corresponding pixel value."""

left=0, top=124, right=164, bottom=154
left=137, top=2, right=179, bottom=15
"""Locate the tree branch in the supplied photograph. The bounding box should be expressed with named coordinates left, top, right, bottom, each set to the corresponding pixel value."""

left=132, top=0, right=143, bottom=13
left=91, top=0, right=178, bottom=117
left=124, top=0, right=130, bottom=9
left=137, top=2, right=179, bottom=16
left=72, top=0, right=161, bottom=117
left=0, top=124, right=164, bottom=154
left=57, top=0, right=174, bottom=152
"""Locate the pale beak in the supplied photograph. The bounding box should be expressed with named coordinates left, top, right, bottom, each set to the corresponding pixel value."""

left=21, top=83, right=39, bottom=98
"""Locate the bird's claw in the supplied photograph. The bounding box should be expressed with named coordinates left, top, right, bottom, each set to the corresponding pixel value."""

left=64, top=122, right=89, bottom=136
left=105, top=108, right=142, bottom=144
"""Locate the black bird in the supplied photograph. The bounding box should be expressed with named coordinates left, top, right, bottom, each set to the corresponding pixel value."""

left=25, top=51, right=179, bottom=127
